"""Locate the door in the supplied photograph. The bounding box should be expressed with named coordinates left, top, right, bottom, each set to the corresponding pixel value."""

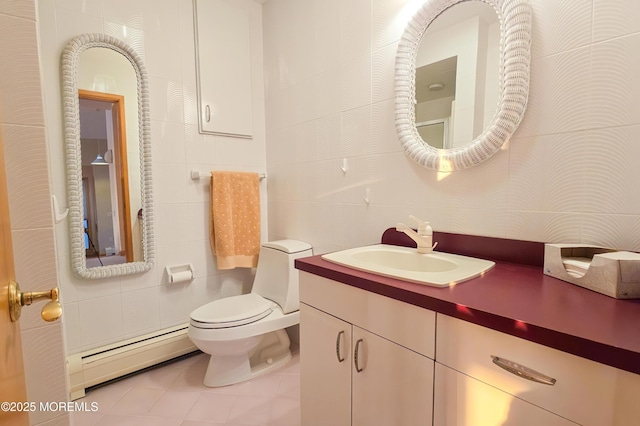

left=0, top=127, right=29, bottom=425
left=352, top=327, right=434, bottom=426
left=300, top=303, right=351, bottom=425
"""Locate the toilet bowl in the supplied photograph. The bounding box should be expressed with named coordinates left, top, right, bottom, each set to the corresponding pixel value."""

left=188, top=239, right=312, bottom=387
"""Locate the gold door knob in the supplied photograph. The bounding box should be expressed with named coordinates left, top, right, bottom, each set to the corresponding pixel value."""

left=8, top=280, right=63, bottom=323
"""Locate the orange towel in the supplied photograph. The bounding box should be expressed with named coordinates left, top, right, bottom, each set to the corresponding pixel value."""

left=209, top=171, right=260, bottom=269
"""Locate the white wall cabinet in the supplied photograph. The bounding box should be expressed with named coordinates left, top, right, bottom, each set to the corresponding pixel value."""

left=193, top=0, right=252, bottom=137
left=299, top=273, right=435, bottom=425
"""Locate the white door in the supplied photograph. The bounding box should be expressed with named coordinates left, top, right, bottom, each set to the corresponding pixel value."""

left=300, top=303, right=351, bottom=426
left=352, top=326, right=434, bottom=426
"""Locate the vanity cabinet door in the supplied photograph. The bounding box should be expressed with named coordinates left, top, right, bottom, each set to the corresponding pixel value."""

left=434, top=363, right=577, bottom=426
left=300, top=303, right=351, bottom=426
left=352, top=326, right=434, bottom=426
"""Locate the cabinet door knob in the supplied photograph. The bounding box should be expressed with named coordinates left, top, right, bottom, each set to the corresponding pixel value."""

left=491, top=356, right=556, bottom=386
left=205, top=104, right=211, bottom=122
left=354, top=338, right=365, bottom=373
left=336, top=330, right=346, bottom=363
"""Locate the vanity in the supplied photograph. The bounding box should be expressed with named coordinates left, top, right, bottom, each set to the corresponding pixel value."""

left=295, top=230, right=640, bottom=426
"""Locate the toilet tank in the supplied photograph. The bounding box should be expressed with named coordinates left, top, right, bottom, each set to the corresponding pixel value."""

left=251, top=239, right=313, bottom=314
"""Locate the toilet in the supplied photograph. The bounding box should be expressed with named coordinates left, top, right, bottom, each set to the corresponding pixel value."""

left=188, top=239, right=313, bottom=387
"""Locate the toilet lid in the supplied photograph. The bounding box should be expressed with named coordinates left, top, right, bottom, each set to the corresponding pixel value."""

left=190, top=293, right=274, bottom=329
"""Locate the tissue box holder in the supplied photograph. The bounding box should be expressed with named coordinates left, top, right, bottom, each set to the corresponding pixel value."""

left=544, top=244, right=640, bottom=299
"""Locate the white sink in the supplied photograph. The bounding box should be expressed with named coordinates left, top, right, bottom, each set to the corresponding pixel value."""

left=321, top=244, right=495, bottom=287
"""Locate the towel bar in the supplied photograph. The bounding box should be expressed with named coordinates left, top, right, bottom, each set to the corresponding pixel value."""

left=190, top=170, right=266, bottom=181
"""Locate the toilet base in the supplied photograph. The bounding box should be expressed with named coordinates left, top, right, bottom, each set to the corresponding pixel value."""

left=202, top=329, right=293, bottom=387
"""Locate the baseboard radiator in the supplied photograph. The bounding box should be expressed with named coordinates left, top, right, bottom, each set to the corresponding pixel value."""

left=67, top=324, right=198, bottom=400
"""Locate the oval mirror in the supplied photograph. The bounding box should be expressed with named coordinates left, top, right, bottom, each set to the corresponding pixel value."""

left=62, top=34, right=154, bottom=279
left=395, top=0, right=532, bottom=171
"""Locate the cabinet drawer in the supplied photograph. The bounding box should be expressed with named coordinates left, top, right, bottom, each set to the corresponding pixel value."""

left=434, top=363, right=577, bottom=426
left=436, top=314, right=640, bottom=426
left=300, top=272, right=435, bottom=358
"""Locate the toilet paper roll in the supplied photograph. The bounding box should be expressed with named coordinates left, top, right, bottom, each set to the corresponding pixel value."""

left=169, top=270, right=193, bottom=283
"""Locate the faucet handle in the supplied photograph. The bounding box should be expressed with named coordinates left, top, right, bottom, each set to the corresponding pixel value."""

left=408, top=215, right=431, bottom=235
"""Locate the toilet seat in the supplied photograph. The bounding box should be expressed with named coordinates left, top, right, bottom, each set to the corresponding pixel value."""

left=190, top=293, right=276, bottom=329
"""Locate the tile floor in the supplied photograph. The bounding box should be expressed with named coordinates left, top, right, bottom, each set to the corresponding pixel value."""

left=70, top=349, right=300, bottom=426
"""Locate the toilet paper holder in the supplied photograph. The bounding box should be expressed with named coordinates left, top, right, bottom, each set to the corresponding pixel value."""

left=165, top=264, right=195, bottom=283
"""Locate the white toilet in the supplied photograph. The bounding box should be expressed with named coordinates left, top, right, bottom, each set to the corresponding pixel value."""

left=188, top=239, right=313, bottom=387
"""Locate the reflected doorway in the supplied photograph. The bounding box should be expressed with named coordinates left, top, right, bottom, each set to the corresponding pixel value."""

left=79, top=90, right=133, bottom=265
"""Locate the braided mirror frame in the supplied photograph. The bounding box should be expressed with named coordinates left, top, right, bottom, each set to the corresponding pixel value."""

left=61, top=34, right=155, bottom=279
left=395, top=0, right=532, bottom=171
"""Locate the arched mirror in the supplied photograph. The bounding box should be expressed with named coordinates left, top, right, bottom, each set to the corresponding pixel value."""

left=395, top=0, right=532, bottom=171
left=62, top=34, right=154, bottom=279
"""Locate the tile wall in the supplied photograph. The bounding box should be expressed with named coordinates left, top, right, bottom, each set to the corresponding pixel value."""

left=262, top=0, right=640, bottom=256
left=1, top=1, right=68, bottom=424
left=37, top=0, right=267, bottom=354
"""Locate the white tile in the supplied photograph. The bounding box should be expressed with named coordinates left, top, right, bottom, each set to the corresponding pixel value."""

left=340, top=105, right=371, bottom=157
left=372, top=42, right=398, bottom=103
left=182, top=84, right=198, bottom=126
left=148, top=77, right=185, bottom=124
left=0, top=0, right=35, bottom=20
left=179, top=0, right=198, bottom=87
left=588, top=34, right=640, bottom=128
left=508, top=132, right=587, bottom=213
left=187, top=239, right=217, bottom=279
left=593, top=0, right=640, bottom=42
left=62, top=302, right=82, bottom=352
left=21, top=324, right=68, bottom=424
left=451, top=209, right=509, bottom=238
left=153, top=162, right=188, bottom=204
left=74, top=273, right=121, bottom=302
left=371, top=99, right=401, bottom=155
left=78, top=294, right=124, bottom=348
left=190, top=275, right=223, bottom=310
left=516, top=47, right=591, bottom=137
left=142, top=0, right=182, bottom=81
left=529, top=0, right=593, bottom=59
left=102, top=0, right=145, bottom=30
left=314, top=67, right=342, bottom=119
left=581, top=214, right=640, bottom=252
left=155, top=203, right=190, bottom=246
left=151, top=120, right=186, bottom=164
left=122, top=287, right=161, bottom=337
left=581, top=126, right=640, bottom=215
left=372, top=0, right=422, bottom=50
left=506, top=212, right=582, bottom=244
left=340, top=0, right=372, bottom=63
left=340, top=54, right=372, bottom=112
left=184, top=201, right=208, bottom=243
left=54, top=6, right=103, bottom=47
left=0, top=16, right=44, bottom=126
left=313, top=20, right=341, bottom=74
left=54, top=0, right=102, bottom=17
left=104, top=21, right=146, bottom=60
left=159, top=280, right=192, bottom=328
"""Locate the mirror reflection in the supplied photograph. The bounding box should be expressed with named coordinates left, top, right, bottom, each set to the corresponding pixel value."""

left=415, top=1, right=499, bottom=149
left=77, top=47, right=143, bottom=268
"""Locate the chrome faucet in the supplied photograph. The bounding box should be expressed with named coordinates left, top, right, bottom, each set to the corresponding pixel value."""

left=396, top=215, right=438, bottom=254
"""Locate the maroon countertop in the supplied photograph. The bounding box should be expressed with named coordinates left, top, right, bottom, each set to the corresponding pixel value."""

left=295, top=230, right=640, bottom=375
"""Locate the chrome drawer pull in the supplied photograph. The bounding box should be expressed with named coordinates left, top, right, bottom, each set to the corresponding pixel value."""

left=354, top=339, right=365, bottom=373
left=336, top=330, right=346, bottom=363
left=491, top=356, right=557, bottom=386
